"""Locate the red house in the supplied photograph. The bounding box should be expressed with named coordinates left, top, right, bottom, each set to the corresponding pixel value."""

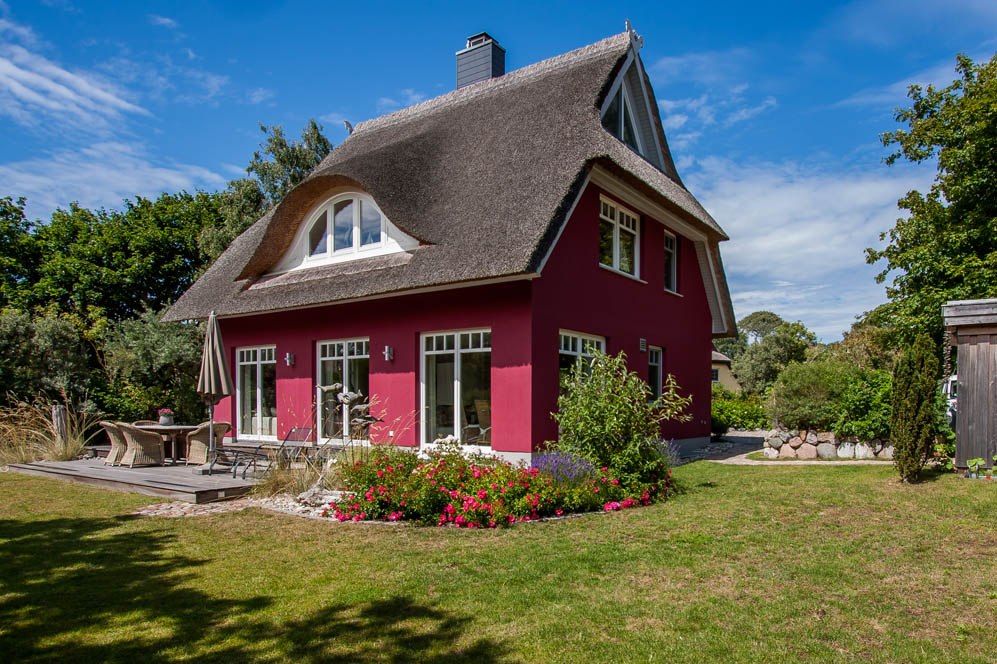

left=165, top=28, right=735, bottom=463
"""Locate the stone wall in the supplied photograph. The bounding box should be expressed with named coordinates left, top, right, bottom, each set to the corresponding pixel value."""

left=762, top=430, right=893, bottom=460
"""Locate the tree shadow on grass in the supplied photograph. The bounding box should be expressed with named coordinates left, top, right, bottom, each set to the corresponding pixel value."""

left=0, top=516, right=511, bottom=663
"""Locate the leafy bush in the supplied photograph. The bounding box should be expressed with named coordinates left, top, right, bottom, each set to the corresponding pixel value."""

left=552, top=351, right=689, bottom=494
left=326, top=438, right=669, bottom=527
left=834, top=370, right=892, bottom=441
left=767, top=360, right=860, bottom=431
left=711, top=384, right=768, bottom=432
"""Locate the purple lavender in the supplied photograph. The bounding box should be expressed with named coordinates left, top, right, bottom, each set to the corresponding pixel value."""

left=532, top=451, right=597, bottom=485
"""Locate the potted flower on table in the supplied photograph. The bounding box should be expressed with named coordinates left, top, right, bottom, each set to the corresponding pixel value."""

left=157, top=408, right=175, bottom=426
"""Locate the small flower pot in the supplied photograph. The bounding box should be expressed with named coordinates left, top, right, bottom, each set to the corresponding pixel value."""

left=159, top=415, right=174, bottom=426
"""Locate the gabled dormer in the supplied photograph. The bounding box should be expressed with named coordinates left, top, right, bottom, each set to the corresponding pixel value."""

left=600, top=29, right=668, bottom=172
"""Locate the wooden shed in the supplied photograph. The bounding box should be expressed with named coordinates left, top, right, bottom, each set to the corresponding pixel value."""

left=942, top=299, right=997, bottom=468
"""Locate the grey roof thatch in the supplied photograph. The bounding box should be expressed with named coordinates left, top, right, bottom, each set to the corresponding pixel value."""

left=166, top=31, right=733, bottom=330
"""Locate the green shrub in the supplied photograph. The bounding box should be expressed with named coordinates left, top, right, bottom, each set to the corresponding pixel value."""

left=891, top=335, right=939, bottom=482
left=834, top=370, right=892, bottom=441
left=767, top=360, right=860, bottom=431
left=711, top=395, right=768, bottom=431
left=552, top=351, right=690, bottom=494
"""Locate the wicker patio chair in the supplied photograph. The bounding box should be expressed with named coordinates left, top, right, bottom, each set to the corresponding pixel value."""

left=99, top=421, right=127, bottom=466
left=117, top=422, right=166, bottom=467
left=185, top=421, right=232, bottom=466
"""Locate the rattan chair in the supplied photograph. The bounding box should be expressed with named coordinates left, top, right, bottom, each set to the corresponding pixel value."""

left=99, top=421, right=127, bottom=466
left=117, top=422, right=166, bottom=467
left=185, top=421, right=232, bottom=465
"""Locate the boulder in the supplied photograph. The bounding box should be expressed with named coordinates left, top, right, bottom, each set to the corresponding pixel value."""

left=854, top=443, right=876, bottom=460
left=788, top=436, right=804, bottom=449
left=778, top=431, right=790, bottom=442
left=877, top=445, right=894, bottom=460
left=837, top=442, right=855, bottom=459
left=816, top=442, right=837, bottom=459
left=763, top=447, right=780, bottom=459
left=779, top=445, right=798, bottom=459
left=766, top=436, right=784, bottom=449
left=816, top=431, right=835, bottom=443
left=806, top=431, right=818, bottom=445
left=797, top=443, right=818, bottom=459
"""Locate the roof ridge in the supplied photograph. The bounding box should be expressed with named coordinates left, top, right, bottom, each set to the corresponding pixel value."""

left=349, top=32, right=630, bottom=137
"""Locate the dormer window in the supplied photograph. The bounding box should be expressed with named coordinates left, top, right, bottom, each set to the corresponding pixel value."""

left=602, top=86, right=642, bottom=153
left=599, top=56, right=666, bottom=171
left=273, top=191, right=419, bottom=274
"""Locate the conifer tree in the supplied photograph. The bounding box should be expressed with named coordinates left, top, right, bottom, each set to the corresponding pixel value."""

left=890, top=334, right=938, bottom=482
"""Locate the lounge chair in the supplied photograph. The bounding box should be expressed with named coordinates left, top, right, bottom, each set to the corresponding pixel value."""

left=99, top=421, right=127, bottom=466
left=185, top=422, right=232, bottom=466
left=117, top=422, right=166, bottom=467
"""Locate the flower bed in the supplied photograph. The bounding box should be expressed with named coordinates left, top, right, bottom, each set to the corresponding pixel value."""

left=324, top=441, right=672, bottom=528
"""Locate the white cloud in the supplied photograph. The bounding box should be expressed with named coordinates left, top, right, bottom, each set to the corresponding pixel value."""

left=0, top=41, right=147, bottom=132
left=375, top=88, right=428, bottom=113
left=652, top=48, right=755, bottom=87
left=0, top=17, right=39, bottom=46
left=830, top=0, right=997, bottom=46
left=662, top=113, right=687, bottom=130
left=246, top=87, right=274, bottom=105
left=0, top=142, right=226, bottom=220
left=686, top=156, right=934, bottom=340
left=725, top=96, right=777, bottom=126
left=148, top=15, right=179, bottom=30
left=836, top=59, right=966, bottom=108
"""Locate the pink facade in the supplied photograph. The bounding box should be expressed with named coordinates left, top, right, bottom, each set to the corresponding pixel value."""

left=214, top=182, right=713, bottom=456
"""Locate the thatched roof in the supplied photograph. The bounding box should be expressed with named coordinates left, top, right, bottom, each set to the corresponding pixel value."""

left=165, top=31, right=733, bottom=329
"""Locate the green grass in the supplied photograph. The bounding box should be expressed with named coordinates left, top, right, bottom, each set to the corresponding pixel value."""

left=1, top=463, right=995, bottom=662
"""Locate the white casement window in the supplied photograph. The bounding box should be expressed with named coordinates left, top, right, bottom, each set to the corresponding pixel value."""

left=272, top=192, right=419, bottom=273
left=558, top=331, right=606, bottom=388
left=236, top=346, right=277, bottom=441
left=663, top=232, right=678, bottom=292
left=648, top=346, right=663, bottom=399
left=599, top=196, right=640, bottom=277
left=421, top=330, right=492, bottom=448
left=316, top=339, right=370, bottom=442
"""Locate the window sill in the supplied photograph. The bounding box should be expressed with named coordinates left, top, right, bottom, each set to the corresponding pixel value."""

left=598, top=263, right=646, bottom=284
left=663, top=287, right=683, bottom=298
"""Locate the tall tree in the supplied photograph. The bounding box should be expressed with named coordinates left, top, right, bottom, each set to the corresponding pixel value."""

left=866, top=53, right=997, bottom=343
left=0, top=196, right=37, bottom=308
left=739, top=310, right=786, bottom=343
left=891, top=334, right=939, bottom=482
left=732, top=321, right=816, bottom=395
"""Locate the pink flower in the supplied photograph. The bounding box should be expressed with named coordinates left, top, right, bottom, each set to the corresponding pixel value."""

left=477, top=489, right=488, bottom=500
left=604, top=501, right=622, bottom=511
left=611, top=478, right=619, bottom=485
left=376, top=470, right=384, bottom=477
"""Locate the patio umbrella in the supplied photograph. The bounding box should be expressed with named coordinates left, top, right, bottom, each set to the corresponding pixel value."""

left=197, top=311, right=234, bottom=455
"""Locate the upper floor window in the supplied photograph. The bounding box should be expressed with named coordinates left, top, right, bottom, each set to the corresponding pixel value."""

left=599, top=196, right=639, bottom=277
left=602, top=85, right=642, bottom=154
left=273, top=191, right=419, bottom=274
left=663, top=233, right=678, bottom=292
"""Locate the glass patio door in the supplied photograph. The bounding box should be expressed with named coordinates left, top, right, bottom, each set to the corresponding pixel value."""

left=422, top=330, right=491, bottom=446
left=236, top=346, right=277, bottom=440
left=316, top=339, right=369, bottom=442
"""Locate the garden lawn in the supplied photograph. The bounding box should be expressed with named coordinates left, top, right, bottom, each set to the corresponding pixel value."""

left=1, top=463, right=995, bottom=663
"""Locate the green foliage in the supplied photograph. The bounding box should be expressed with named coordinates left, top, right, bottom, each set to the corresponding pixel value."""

left=767, top=360, right=860, bottom=431
left=891, top=335, right=940, bottom=482
left=101, top=309, right=204, bottom=423
left=0, top=396, right=101, bottom=465
left=552, top=351, right=690, bottom=493
left=0, top=196, right=37, bottom=309
left=826, top=306, right=899, bottom=371
left=834, top=370, right=893, bottom=441
left=867, top=54, right=997, bottom=343
left=0, top=310, right=93, bottom=406
left=711, top=383, right=768, bottom=432
left=733, top=321, right=817, bottom=395
left=739, top=310, right=785, bottom=342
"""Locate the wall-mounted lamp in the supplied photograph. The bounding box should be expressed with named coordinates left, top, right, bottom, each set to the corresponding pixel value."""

left=284, top=352, right=295, bottom=367
left=383, top=345, right=394, bottom=362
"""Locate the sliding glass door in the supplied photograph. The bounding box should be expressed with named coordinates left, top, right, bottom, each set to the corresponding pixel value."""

left=422, top=330, right=491, bottom=446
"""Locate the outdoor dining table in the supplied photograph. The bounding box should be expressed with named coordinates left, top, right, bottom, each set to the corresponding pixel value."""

left=135, top=424, right=199, bottom=464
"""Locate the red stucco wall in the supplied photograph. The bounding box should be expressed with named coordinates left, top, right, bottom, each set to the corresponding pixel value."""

left=214, top=280, right=535, bottom=453
left=530, top=183, right=714, bottom=444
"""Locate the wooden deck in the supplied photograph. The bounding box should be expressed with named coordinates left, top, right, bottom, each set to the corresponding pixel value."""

left=8, top=458, right=255, bottom=504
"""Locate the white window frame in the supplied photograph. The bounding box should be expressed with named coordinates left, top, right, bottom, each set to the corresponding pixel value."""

left=599, top=196, right=640, bottom=277
left=648, top=346, right=663, bottom=399
left=559, top=330, right=606, bottom=368
left=663, top=231, right=678, bottom=293
left=271, top=191, right=419, bottom=274
left=316, top=338, right=370, bottom=443
left=235, top=345, right=277, bottom=442
left=420, top=329, right=493, bottom=452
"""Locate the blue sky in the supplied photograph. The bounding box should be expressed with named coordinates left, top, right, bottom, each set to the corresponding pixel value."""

left=2, top=1, right=995, bottom=340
